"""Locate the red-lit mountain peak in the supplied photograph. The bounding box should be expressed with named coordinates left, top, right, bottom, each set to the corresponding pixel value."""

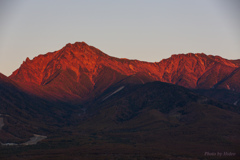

left=58, top=41, right=100, bottom=58
left=9, top=42, right=123, bottom=101
left=10, top=42, right=100, bottom=85
left=9, top=42, right=240, bottom=102
left=158, top=53, right=239, bottom=89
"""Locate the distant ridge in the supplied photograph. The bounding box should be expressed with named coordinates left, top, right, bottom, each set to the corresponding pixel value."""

left=9, top=42, right=240, bottom=102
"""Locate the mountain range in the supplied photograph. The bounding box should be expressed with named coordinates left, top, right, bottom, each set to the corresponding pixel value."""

left=0, top=42, right=240, bottom=159
left=9, top=42, right=240, bottom=104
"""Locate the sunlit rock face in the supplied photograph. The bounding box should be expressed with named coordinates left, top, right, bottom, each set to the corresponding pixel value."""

left=9, top=42, right=240, bottom=102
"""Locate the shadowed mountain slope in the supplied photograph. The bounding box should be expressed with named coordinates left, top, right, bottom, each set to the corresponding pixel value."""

left=71, top=82, right=240, bottom=159
left=1, top=79, right=240, bottom=159
left=0, top=73, right=77, bottom=143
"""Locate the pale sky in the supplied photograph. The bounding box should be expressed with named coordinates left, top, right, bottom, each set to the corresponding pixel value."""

left=0, top=0, right=239, bottom=76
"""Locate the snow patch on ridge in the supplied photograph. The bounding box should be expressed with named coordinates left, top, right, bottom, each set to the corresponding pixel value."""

left=102, top=86, right=125, bottom=101
left=21, top=134, right=47, bottom=145
left=234, top=100, right=239, bottom=106
left=1, top=134, right=47, bottom=146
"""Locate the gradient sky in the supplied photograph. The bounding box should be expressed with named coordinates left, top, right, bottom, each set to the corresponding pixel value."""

left=0, top=0, right=240, bottom=76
